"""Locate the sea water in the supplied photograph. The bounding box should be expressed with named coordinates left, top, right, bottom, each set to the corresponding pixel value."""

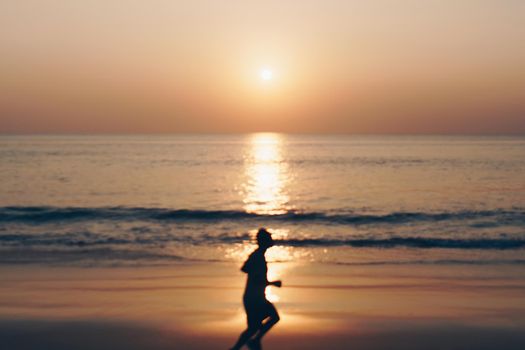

left=1, top=134, right=524, bottom=266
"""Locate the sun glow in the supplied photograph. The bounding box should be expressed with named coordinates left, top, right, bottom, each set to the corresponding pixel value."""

left=260, top=68, right=273, bottom=81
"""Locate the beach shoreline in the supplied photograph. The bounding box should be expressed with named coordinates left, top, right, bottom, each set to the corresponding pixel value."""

left=2, top=261, right=524, bottom=349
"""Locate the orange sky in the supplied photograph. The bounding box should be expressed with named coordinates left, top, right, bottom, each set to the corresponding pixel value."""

left=1, top=0, right=524, bottom=134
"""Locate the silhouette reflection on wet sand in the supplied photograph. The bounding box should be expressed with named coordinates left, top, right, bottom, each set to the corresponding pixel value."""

left=230, top=228, right=282, bottom=350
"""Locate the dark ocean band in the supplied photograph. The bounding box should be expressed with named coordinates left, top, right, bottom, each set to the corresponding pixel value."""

left=1, top=232, right=524, bottom=250
left=1, top=206, right=524, bottom=225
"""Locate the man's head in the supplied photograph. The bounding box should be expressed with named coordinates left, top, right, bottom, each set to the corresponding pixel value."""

left=256, top=228, right=274, bottom=249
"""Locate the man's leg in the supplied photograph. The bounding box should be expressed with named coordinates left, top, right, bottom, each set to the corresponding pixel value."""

left=249, top=304, right=280, bottom=345
left=230, top=326, right=258, bottom=350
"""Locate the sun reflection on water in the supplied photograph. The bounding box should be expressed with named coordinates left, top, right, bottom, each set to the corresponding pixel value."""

left=227, top=134, right=296, bottom=304
left=242, top=133, right=290, bottom=215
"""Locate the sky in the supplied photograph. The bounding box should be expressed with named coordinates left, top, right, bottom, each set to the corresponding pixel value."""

left=1, top=0, right=524, bottom=134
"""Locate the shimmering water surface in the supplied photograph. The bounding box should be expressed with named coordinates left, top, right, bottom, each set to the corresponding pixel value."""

left=1, top=134, right=524, bottom=266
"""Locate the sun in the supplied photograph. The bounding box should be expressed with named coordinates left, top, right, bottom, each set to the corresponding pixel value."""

left=260, top=68, right=273, bottom=81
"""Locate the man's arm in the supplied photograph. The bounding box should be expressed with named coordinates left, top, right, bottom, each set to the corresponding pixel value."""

left=267, top=280, right=282, bottom=288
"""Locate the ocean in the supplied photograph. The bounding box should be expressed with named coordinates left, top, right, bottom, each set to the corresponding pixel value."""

left=1, top=134, right=524, bottom=267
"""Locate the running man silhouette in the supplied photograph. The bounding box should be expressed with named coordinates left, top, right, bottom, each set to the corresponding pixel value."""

left=230, top=228, right=282, bottom=350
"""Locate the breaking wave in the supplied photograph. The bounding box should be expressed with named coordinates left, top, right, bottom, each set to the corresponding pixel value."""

left=1, top=206, right=523, bottom=226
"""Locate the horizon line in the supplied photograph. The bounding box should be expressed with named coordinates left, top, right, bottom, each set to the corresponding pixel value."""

left=1, top=132, right=525, bottom=137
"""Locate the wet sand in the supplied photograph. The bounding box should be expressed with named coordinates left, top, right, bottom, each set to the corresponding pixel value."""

left=1, top=262, right=525, bottom=349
